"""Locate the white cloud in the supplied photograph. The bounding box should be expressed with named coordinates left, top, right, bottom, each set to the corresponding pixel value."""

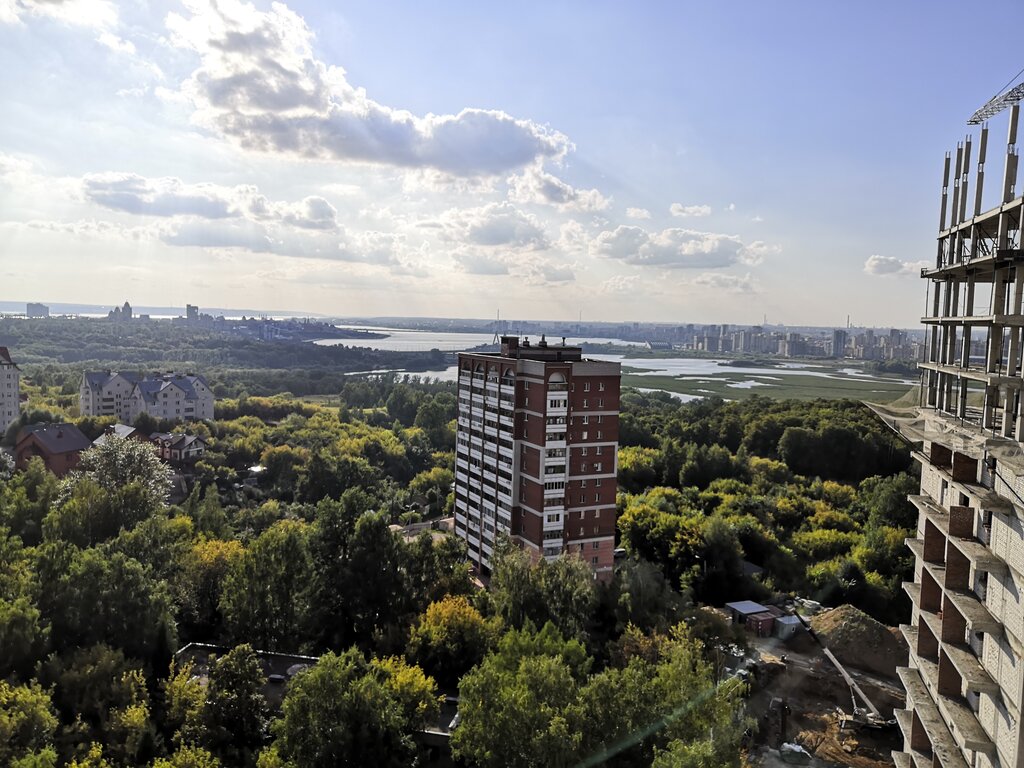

left=432, top=202, right=548, bottom=249
left=166, top=0, right=570, bottom=177
left=82, top=172, right=339, bottom=230
left=1, top=0, right=136, bottom=52
left=506, top=165, right=608, bottom=211
left=0, top=152, right=33, bottom=177
left=599, top=275, right=642, bottom=294
left=864, top=254, right=928, bottom=277
left=670, top=203, right=712, bottom=218
left=625, top=207, right=651, bottom=220
left=591, top=224, right=771, bottom=270
left=452, top=250, right=511, bottom=276
left=739, top=240, right=781, bottom=266
left=692, top=272, right=758, bottom=294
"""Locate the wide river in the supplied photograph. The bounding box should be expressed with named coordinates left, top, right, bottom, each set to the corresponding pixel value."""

left=314, top=326, right=911, bottom=400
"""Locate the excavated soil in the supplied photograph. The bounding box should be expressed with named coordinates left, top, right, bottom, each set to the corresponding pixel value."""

left=809, top=605, right=908, bottom=679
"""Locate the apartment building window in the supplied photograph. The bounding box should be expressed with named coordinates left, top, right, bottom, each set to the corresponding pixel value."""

left=582, top=398, right=588, bottom=408
left=546, top=514, right=559, bottom=523
left=582, top=431, right=588, bottom=440
left=580, top=479, right=587, bottom=487
left=594, top=463, right=602, bottom=472
left=597, top=398, right=603, bottom=407
left=596, top=446, right=602, bottom=455
left=599, top=382, right=605, bottom=391
left=593, top=542, right=600, bottom=550
left=595, top=478, right=602, bottom=487
left=597, top=415, right=603, bottom=424
left=582, top=415, right=589, bottom=425
left=591, top=557, right=599, bottom=565
left=597, top=430, right=603, bottom=440
left=581, top=447, right=588, bottom=456
left=583, top=382, right=590, bottom=392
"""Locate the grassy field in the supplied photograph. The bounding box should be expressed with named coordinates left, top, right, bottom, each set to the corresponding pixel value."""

left=623, top=369, right=915, bottom=402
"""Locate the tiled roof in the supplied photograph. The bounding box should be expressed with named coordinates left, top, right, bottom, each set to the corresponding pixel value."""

left=0, top=347, right=20, bottom=368
left=19, top=423, right=92, bottom=454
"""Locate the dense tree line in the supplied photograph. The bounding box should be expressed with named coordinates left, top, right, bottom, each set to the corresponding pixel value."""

left=617, top=392, right=916, bottom=623
left=0, top=372, right=920, bottom=766
left=0, top=317, right=450, bottom=398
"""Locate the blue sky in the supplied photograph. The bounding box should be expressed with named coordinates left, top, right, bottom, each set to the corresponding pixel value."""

left=1, top=0, right=1021, bottom=326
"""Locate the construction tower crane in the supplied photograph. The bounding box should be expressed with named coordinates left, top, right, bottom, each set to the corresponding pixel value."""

left=969, top=68, right=1024, bottom=124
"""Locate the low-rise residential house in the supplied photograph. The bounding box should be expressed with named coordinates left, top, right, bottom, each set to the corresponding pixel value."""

left=0, top=347, right=20, bottom=436
left=92, top=423, right=147, bottom=447
left=80, top=371, right=214, bottom=424
left=150, top=432, right=206, bottom=463
left=15, top=423, right=91, bottom=476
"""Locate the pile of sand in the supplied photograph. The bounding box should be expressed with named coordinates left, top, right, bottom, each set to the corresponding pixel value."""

left=809, top=605, right=907, bottom=679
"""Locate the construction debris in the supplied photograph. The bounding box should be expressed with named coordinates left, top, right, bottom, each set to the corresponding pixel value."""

left=809, top=605, right=907, bottom=678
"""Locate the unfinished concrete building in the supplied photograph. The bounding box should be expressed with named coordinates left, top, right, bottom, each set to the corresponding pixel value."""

left=873, top=91, right=1024, bottom=768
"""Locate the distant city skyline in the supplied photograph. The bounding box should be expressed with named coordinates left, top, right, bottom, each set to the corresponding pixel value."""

left=1, top=0, right=1022, bottom=325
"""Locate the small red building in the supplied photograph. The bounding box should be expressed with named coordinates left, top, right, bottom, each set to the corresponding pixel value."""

left=15, top=423, right=92, bottom=477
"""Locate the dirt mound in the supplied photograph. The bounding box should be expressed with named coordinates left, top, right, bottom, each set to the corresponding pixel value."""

left=809, top=605, right=907, bottom=679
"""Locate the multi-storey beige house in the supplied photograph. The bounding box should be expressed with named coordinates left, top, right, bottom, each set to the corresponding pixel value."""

left=80, top=371, right=144, bottom=422
left=128, top=374, right=214, bottom=422
left=80, top=371, right=214, bottom=424
left=0, top=347, right=20, bottom=435
left=876, top=100, right=1024, bottom=768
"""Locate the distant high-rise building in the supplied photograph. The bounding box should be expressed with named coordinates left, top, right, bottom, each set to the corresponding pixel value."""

left=0, top=347, right=20, bottom=434
left=454, top=336, right=621, bottom=578
left=26, top=302, right=49, bottom=318
left=186, top=304, right=199, bottom=322
left=122, top=301, right=133, bottom=321
left=831, top=329, right=848, bottom=358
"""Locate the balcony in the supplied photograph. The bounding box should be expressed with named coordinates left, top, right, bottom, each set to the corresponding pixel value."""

left=941, top=642, right=999, bottom=695
left=946, top=536, right=1007, bottom=575
left=897, top=668, right=970, bottom=768
left=942, top=588, right=1002, bottom=635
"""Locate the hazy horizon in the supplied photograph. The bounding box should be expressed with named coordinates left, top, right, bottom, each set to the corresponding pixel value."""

left=2, top=0, right=1022, bottom=326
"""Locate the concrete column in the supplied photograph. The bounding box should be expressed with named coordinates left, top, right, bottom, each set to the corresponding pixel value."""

left=939, top=151, right=951, bottom=234
left=1002, top=105, right=1019, bottom=205
left=974, top=125, right=988, bottom=217
left=959, top=137, right=973, bottom=225
left=951, top=142, right=964, bottom=227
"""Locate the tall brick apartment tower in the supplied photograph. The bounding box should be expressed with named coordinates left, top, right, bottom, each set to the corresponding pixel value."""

left=873, top=99, right=1024, bottom=768
left=454, top=336, right=621, bottom=578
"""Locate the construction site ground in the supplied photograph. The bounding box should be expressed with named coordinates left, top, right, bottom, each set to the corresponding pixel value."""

left=745, top=633, right=904, bottom=768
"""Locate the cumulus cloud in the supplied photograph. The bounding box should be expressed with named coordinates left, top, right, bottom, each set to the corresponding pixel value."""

left=0, top=152, right=32, bottom=177
left=506, top=165, right=608, bottom=211
left=864, top=255, right=929, bottom=277
left=432, top=202, right=548, bottom=249
left=82, top=172, right=338, bottom=230
left=692, top=272, right=758, bottom=294
left=599, top=275, right=642, bottom=294
left=591, top=224, right=770, bottom=270
left=452, top=250, right=511, bottom=276
left=670, top=203, right=712, bottom=218
left=625, top=207, right=651, bottom=220
left=166, top=0, right=570, bottom=177
left=1, top=0, right=135, bottom=52
left=159, top=219, right=399, bottom=264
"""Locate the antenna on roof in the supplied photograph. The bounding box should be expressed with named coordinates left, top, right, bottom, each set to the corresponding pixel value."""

left=491, top=308, right=501, bottom=345
left=969, top=67, right=1024, bottom=124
